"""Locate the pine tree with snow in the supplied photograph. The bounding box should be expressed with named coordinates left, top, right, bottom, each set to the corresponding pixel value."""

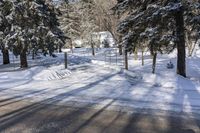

left=185, top=1, right=200, bottom=56
left=114, top=0, right=200, bottom=76
left=2, top=0, right=66, bottom=68
left=0, top=0, right=12, bottom=64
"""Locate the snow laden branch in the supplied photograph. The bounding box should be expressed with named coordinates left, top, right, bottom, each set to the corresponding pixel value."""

left=0, top=0, right=67, bottom=67
left=114, top=0, right=200, bottom=77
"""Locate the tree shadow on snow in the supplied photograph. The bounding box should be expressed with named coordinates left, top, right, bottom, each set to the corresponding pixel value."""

left=167, top=76, right=200, bottom=132
left=0, top=71, right=120, bottom=132
left=0, top=59, right=200, bottom=132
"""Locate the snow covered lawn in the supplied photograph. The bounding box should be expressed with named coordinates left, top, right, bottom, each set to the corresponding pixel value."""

left=0, top=50, right=200, bottom=119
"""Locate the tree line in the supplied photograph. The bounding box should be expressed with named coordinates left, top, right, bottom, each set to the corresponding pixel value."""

left=113, top=0, right=200, bottom=77
left=59, top=0, right=200, bottom=77
left=1, top=0, right=200, bottom=78
left=0, top=0, right=66, bottom=68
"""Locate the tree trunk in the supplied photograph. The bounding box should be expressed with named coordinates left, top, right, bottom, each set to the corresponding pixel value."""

left=64, top=52, right=68, bottom=69
left=98, top=33, right=101, bottom=48
left=20, top=50, right=28, bottom=68
left=59, top=44, right=62, bottom=53
left=2, top=48, right=10, bottom=64
left=188, top=39, right=197, bottom=57
left=119, top=44, right=123, bottom=55
left=134, top=48, right=138, bottom=60
left=70, top=39, right=73, bottom=53
left=175, top=9, right=186, bottom=77
left=124, top=49, right=128, bottom=70
left=32, top=49, right=35, bottom=60
left=91, top=35, right=95, bottom=56
left=189, top=39, right=198, bottom=57
left=186, top=32, right=195, bottom=57
left=152, top=52, right=157, bottom=74
left=141, top=48, right=144, bottom=66
left=118, top=35, right=123, bottom=55
left=91, top=42, right=95, bottom=56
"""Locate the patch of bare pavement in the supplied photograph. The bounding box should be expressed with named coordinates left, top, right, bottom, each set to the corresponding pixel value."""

left=0, top=99, right=199, bottom=133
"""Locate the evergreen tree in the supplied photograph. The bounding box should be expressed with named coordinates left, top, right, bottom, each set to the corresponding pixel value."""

left=0, top=0, right=12, bottom=64
left=114, top=0, right=200, bottom=76
left=2, top=0, right=66, bottom=68
left=185, top=0, right=200, bottom=56
left=103, top=39, right=110, bottom=48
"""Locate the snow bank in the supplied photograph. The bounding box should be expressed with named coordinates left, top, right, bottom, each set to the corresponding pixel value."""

left=0, top=53, right=92, bottom=82
left=1, top=49, right=200, bottom=118
left=0, top=66, right=42, bottom=88
left=33, top=65, right=71, bottom=81
left=0, top=64, right=71, bottom=89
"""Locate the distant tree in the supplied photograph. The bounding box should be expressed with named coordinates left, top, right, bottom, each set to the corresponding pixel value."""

left=58, top=1, right=81, bottom=51
left=92, top=0, right=119, bottom=42
left=103, top=39, right=110, bottom=48
left=79, top=0, right=99, bottom=55
left=59, top=0, right=100, bottom=53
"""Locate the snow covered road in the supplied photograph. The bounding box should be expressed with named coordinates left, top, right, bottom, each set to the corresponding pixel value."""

left=1, top=61, right=200, bottom=120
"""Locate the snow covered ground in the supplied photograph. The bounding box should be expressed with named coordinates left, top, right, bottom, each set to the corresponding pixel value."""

left=0, top=49, right=200, bottom=119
